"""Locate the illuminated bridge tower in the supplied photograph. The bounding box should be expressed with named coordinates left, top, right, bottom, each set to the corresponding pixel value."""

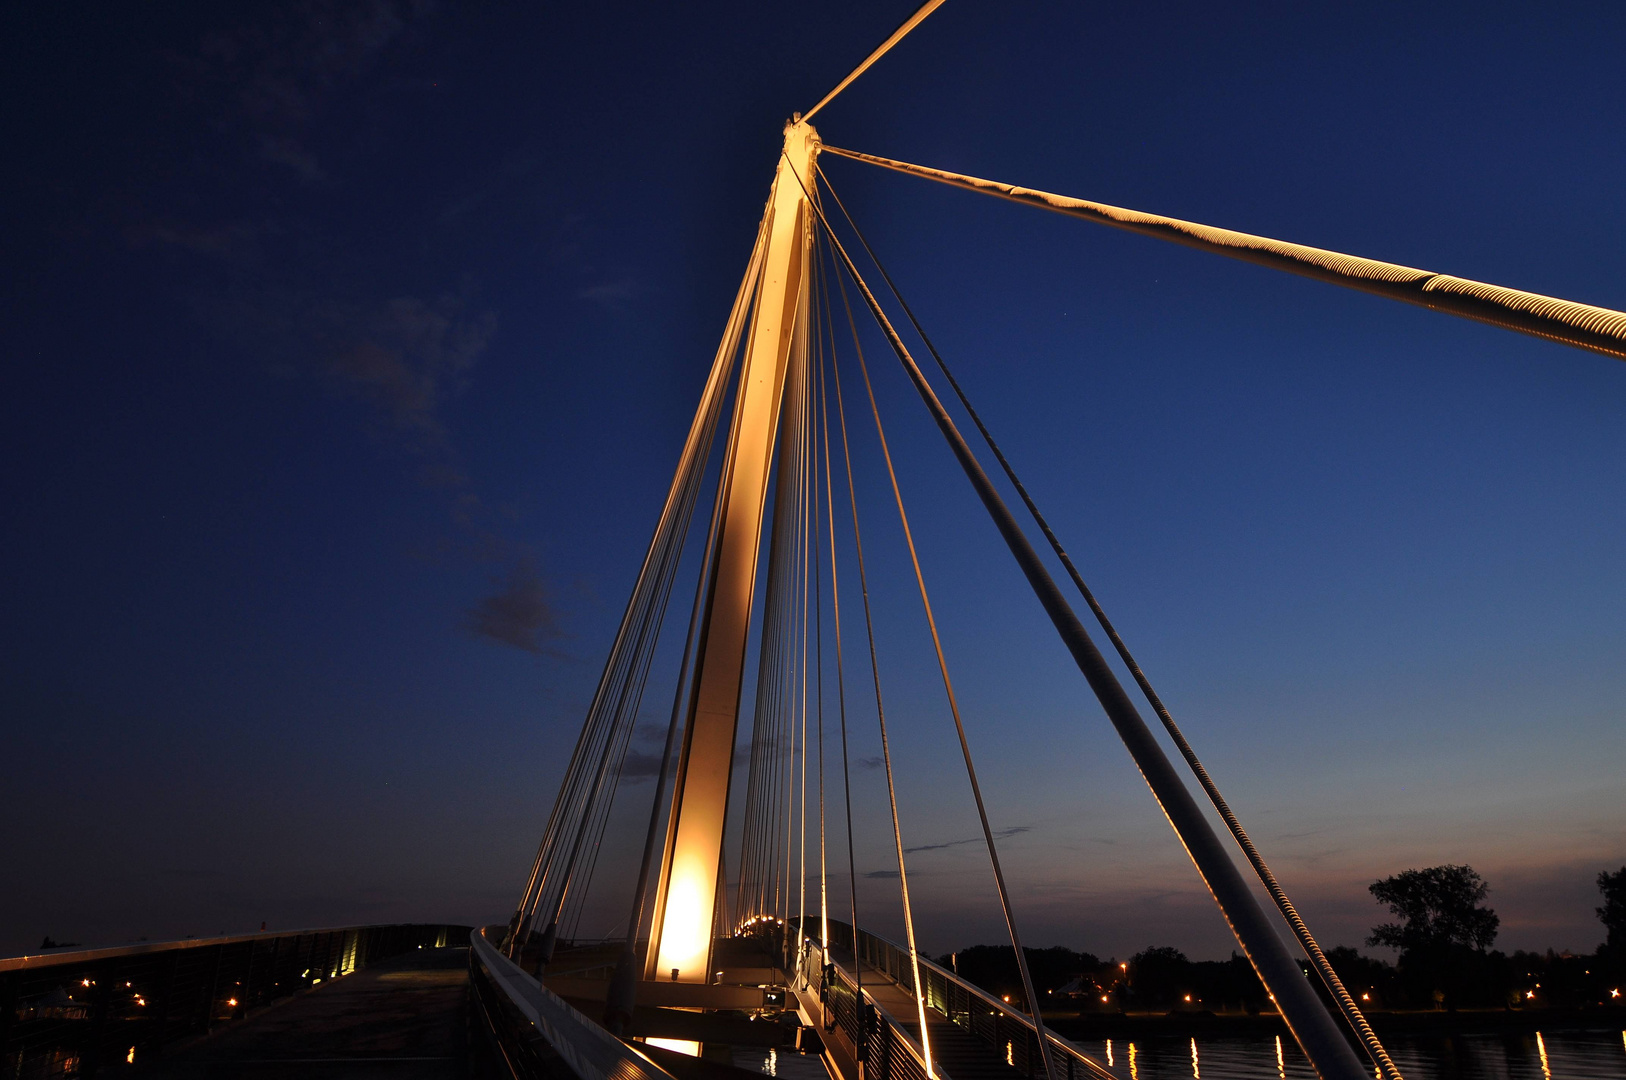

left=643, top=120, right=819, bottom=984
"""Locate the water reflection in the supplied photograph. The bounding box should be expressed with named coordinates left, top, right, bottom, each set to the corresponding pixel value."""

left=1077, top=1031, right=1626, bottom=1080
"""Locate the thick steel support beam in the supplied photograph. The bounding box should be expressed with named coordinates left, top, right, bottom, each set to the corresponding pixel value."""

left=645, top=121, right=819, bottom=984
left=808, top=207, right=1369, bottom=1080
left=822, top=144, right=1626, bottom=363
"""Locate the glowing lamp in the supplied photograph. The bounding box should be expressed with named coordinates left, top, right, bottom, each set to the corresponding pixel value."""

left=654, top=860, right=713, bottom=982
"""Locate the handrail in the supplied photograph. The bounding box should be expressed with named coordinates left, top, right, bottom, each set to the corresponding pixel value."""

left=912, top=947, right=1113, bottom=1080
left=804, top=920, right=1115, bottom=1080
left=1, top=922, right=463, bottom=1078
left=798, top=934, right=942, bottom=1080
left=0, top=923, right=461, bottom=974
left=469, top=926, right=676, bottom=1080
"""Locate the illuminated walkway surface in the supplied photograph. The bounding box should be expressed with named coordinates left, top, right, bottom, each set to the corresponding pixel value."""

left=140, top=947, right=472, bottom=1079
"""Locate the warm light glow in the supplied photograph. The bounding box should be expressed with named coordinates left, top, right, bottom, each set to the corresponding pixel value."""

left=1190, top=1037, right=1199, bottom=1080
left=81, top=980, right=90, bottom=987
left=1106, top=1040, right=1113, bottom=1067
left=1611, top=989, right=1620, bottom=998
left=1005, top=1041, right=1014, bottom=1066
left=648, top=1039, right=701, bottom=1057
left=126, top=1047, right=136, bottom=1065
left=1003, top=995, right=1011, bottom=1003
left=654, top=864, right=712, bottom=982
left=227, top=998, right=238, bottom=1007
left=1361, top=992, right=1370, bottom=1001
left=1120, top=963, right=1128, bottom=971
left=1536, top=1032, right=1551, bottom=1080
left=1184, top=995, right=1192, bottom=1003
left=1527, top=991, right=1536, bottom=999
left=1275, top=1036, right=1284, bottom=1080
left=1101, top=996, right=1108, bottom=1003
left=1129, top=1042, right=1138, bottom=1080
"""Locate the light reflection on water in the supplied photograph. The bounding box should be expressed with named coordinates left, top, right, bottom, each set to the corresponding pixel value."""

left=1076, top=1031, right=1626, bottom=1080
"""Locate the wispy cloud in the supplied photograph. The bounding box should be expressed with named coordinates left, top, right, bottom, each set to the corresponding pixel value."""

left=258, top=134, right=327, bottom=183
left=575, top=279, right=641, bottom=312
left=621, top=742, right=750, bottom=784
left=466, top=561, right=563, bottom=655
left=322, top=294, right=495, bottom=441
left=905, top=825, right=1032, bottom=855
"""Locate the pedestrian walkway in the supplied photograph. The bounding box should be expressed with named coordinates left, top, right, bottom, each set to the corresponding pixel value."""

left=138, top=946, right=476, bottom=1079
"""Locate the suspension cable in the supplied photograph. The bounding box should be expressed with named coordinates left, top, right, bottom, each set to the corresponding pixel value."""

left=830, top=218, right=1058, bottom=1080
left=815, top=163, right=1404, bottom=1080
left=797, top=333, right=814, bottom=964
left=813, top=253, right=832, bottom=960
left=820, top=144, right=1626, bottom=365
left=816, top=246, right=867, bottom=1033
left=801, top=0, right=949, bottom=123
left=529, top=200, right=769, bottom=960
left=827, top=251, right=937, bottom=1080
left=791, top=151, right=1370, bottom=1080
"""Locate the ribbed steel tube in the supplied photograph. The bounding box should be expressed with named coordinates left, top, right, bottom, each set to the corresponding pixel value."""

left=822, top=145, right=1626, bottom=363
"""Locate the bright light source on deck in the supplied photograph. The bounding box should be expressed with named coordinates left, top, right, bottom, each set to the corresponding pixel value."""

left=648, top=1039, right=701, bottom=1057
left=654, top=862, right=712, bottom=982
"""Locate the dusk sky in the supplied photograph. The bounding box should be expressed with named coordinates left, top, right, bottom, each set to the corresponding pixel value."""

left=5, top=2, right=1625, bottom=963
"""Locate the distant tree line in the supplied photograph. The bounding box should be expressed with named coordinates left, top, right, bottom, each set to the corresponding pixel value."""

left=940, top=864, right=1626, bottom=1014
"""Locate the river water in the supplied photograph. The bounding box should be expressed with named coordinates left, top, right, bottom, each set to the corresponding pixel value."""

left=1073, top=1031, right=1626, bottom=1080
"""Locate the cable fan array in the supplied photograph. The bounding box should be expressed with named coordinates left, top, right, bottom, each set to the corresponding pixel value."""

left=501, top=146, right=1408, bottom=1080
left=498, top=158, right=1061, bottom=1075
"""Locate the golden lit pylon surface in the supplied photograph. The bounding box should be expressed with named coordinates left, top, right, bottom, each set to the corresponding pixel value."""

left=646, top=121, right=819, bottom=983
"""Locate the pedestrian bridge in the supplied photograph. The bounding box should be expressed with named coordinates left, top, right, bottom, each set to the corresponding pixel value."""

left=2, top=921, right=1112, bottom=1080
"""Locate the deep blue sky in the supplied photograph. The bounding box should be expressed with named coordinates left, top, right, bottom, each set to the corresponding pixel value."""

left=4, top=2, right=1624, bottom=961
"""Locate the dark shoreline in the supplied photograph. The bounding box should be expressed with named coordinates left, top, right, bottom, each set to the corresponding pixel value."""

left=1047, top=1008, right=1626, bottom=1040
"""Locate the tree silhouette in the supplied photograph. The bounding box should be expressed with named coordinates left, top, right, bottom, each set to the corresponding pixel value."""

left=1598, top=866, right=1626, bottom=955
left=1368, top=864, right=1498, bottom=1010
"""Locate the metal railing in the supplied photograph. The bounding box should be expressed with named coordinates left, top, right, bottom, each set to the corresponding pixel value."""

left=468, top=926, right=676, bottom=1080
left=796, top=934, right=935, bottom=1080
left=0, top=923, right=466, bottom=1079
left=804, top=920, right=1115, bottom=1080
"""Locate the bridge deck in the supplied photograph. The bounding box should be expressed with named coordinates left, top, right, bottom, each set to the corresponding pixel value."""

left=138, top=946, right=476, bottom=1079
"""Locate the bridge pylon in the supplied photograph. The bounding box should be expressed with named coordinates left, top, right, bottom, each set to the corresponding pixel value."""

left=643, top=120, right=820, bottom=984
